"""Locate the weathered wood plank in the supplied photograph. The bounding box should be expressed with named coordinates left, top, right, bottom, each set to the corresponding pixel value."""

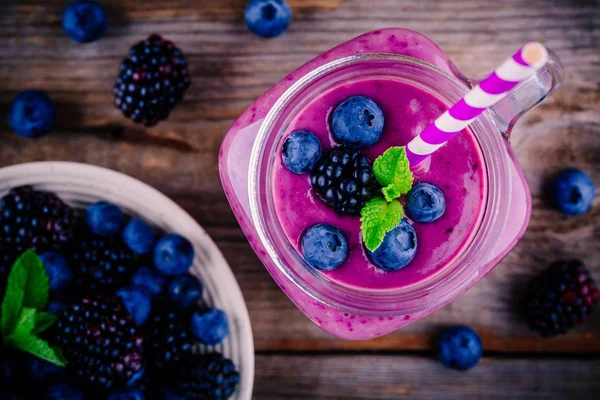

left=254, top=355, right=600, bottom=399
left=0, top=0, right=598, bottom=355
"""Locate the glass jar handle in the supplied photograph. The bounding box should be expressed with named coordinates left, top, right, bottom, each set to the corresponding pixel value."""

left=486, top=48, right=564, bottom=136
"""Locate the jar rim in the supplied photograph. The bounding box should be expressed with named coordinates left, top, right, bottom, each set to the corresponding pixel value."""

left=248, top=53, right=510, bottom=316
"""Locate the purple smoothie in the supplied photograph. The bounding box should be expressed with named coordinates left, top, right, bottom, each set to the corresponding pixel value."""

left=272, top=78, right=487, bottom=291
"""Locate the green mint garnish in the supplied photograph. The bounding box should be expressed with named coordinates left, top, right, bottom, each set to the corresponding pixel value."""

left=373, top=146, right=414, bottom=202
left=360, top=197, right=403, bottom=252
left=1, top=249, right=66, bottom=367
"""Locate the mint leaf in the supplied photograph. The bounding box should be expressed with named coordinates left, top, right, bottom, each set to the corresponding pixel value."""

left=12, top=307, right=36, bottom=337
left=360, top=197, right=403, bottom=252
left=32, top=311, right=57, bottom=335
left=20, top=250, right=49, bottom=310
left=373, top=147, right=414, bottom=201
left=1, top=250, right=49, bottom=336
left=5, top=333, right=66, bottom=367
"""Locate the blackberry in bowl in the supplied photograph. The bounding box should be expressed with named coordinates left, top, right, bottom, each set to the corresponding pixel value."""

left=0, top=162, right=252, bottom=399
left=113, top=34, right=192, bottom=127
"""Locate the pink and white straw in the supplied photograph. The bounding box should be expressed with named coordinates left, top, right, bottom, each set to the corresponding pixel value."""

left=406, top=42, right=549, bottom=167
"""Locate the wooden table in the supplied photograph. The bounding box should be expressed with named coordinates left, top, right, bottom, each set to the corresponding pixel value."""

left=1, top=0, right=599, bottom=398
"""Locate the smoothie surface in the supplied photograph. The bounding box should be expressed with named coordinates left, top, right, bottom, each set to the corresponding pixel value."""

left=272, top=77, right=487, bottom=291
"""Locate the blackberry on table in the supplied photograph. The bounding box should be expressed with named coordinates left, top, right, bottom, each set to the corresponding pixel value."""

left=310, top=147, right=377, bottom=215
left=113, top=34, right=191, bottom=127
left=144, top=302, right=193, bottom=371
left=70, top=227, right=137, bottom=293
left=171, top=353, right=240, bottom=400
left=524, top=259, right=599, bottom=337
left=52, top=295, right=145, bottom=390
left=0, top=186, right=74, bottom=253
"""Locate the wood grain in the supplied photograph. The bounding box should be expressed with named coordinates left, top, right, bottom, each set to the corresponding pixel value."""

left=254, top=355, right=600, bottom=399
left=0, top=0, right=599, bottom=385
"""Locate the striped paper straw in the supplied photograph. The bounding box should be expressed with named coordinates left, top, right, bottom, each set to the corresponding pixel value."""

left=406, top=42, right=549, bottom=167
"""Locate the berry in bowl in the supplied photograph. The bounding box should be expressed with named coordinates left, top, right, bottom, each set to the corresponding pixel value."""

left=0, top=162, right=253, bottom=400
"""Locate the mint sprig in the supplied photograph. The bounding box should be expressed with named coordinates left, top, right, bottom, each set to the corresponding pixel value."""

left=373, top=146, right=414, bottom=202
left=1, top=250, right=66, bottom=367
left=361, top=198, right=403, bottom=252
left=360, top=146, right=414, bottom=252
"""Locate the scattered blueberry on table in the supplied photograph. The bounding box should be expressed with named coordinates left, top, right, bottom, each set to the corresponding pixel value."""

left=8, top=90, right=56, bottom=138
left=62, top=1, right=108, bottom=43
left=547, top=168, right=595, bottom=216
left=367, top=219, right=418, bottom=272
left=406, top=182, right=446, bottom=223
left=301, top=223, right=348, bottom=271
left=282, top=130, right=322, bottom=174
left=245, top=0, right=293, bottom=38
left=438, top=326, right=482, bottom=371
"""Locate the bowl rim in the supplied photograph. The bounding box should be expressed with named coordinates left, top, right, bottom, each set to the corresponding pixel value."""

left=0, top=161, right=255, bottom=400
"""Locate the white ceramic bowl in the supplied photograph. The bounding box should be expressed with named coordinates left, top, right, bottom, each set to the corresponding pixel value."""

left=0, top=162, right=254, bottom=400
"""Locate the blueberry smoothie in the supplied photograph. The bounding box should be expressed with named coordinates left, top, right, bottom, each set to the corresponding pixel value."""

left=273, top=77, right=487, bottom=290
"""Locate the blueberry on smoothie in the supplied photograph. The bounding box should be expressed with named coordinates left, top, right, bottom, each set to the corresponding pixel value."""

left=367, top=220, right=417, bottom=272
left=301, top=223, right=348, bottom=271
left=9, top=90, right=56, bottom=138
left=406, top=183, right=446, bottom=223
left=331, top=96, right=384, bottom=148
left=245, top=0, right=292, bottom=38
left=438, top=326, right=482, bottom=371
left=62, top=1, right=108, bottom=43
left=547, top=168, right=595, bottom=216
left=40, top=252, right=72, bottom=292
left=282, top=130, right=322, bottom=174
left=86, top=201, right=124, bottom=236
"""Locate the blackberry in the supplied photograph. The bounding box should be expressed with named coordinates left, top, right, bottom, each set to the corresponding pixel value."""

left=113, top=34, right=191, bottom=126
left=310, top=148, right=377, bottom=215
left=53, top=296, right=145, bottom=390
left=171, top=353, right=240, bottom=400
left=0, top=249, right=18, bottom=301
left=0, top=186, right=74, bottom=253
left=144, top=302, right=193, bottom=370
left=70, top=227, right=137, bottom=293
left=524, top=259, right=599, bottom=337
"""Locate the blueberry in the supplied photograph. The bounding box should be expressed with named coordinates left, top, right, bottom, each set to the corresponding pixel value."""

left=282, top=130, right=322, bottom=174
left=107, top=388, right=145, bottom=400
left=86, top=201, right=124, bottom=236
left=367, top=220, right=417, bottom=272
left=190, top=308, right=229, bottom=345
left=159, top=387, right=184, bottom=400
left=301, top=223, right=348, bottom=271
left=331, top=96, right=384, bottom=148
left=47, top=294, right=73, bottom=316
left=438, top=326, right=482, bottom=371
left=154, top=233, right=195, bottom=276
left=131, top=266, right=167, bottom=297
left=405, top=183, right=446, bottom=223
left=26, top=356, right=65, bottom=383
left=116, top=285, right=152, bottom=326
left=8, top=90, right=56, bottom=138
left=168, top=274, right=203, bottom=309
left=44, top=382, right=84, bottom=400
left=245, top=0, right=292, bottom=38
left=62, top=1, right=108, bottom=43
left=122, top=218, right=157, bottom=254
left=40, top=252, right=72, bottom=292
left=547, top=168, right=595, bottom=216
